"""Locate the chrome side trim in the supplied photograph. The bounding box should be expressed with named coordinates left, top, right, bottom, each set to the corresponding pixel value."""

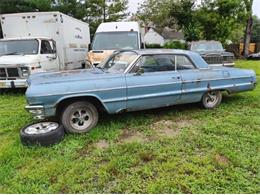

left=103, top=97, right=127, bottom=103
left=31, top=76, right=253, bottom=97
left=127, top=81, right=182, bottom=89
left=25, top=105, right=44, bottom=109
left=181, top=82, right=253, bottom=94
left=127, top=90, right=182, bottom=101
left=182, top=76, right=252, bottom=84
left=32, top=86, right=126, bottom=97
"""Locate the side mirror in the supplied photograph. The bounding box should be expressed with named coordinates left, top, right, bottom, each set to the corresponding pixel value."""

left=134, top=68, right=144, bottom=76
left=88, top=43, right=92, bottom=50
left=141, top=42, right=145, bottom=49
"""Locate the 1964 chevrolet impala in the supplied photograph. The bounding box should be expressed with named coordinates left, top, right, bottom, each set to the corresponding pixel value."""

left=25, top=49, right=257, bottom=133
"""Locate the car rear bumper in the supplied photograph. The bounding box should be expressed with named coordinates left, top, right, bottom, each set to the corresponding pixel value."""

left=0, top=79, right=27, bottom=88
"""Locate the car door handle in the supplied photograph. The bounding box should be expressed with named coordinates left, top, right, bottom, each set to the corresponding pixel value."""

left=172, top=76, right=181, bottom=79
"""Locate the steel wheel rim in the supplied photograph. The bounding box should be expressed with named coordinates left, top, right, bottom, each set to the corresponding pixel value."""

left=70, top=108, right=92, bottom=131
left=205, top=91, right=218, bottom=107
left=24, top=122, right=59, bottom=135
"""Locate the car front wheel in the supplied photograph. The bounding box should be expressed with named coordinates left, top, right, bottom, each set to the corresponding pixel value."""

left=202, top=91, right=222, bottom=109
left=61, top=101, right=99, bottom=134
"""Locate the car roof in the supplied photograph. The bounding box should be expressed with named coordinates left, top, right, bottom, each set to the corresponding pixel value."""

left=190, top=40, right=221, bottom=44
left=128, top=49, right=196, bottom=56
left=118, top=49, right=209, bottom=69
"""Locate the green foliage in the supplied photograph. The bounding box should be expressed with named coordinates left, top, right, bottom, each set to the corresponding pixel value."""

left=252, top=15, right=260, bottom=43
left=163, top=40, right=187, bottom=49
left=145, top=43, right=162, bottom=48
left=0, top=60, right=260, bottom=193
left=136, top=0, right=173, bottom=33
left=137, top=0, right=251, bottom=44
left=145, top=41, right=187, bottom=49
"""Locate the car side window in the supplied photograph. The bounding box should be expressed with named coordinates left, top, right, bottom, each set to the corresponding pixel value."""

left=176, top=55, right=195, bottom=70
left=41, top=40, right=53, bottom=54
left=133, top=55, right=175, bottom=73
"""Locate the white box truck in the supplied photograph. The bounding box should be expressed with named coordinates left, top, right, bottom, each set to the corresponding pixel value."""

left=87, top=22, right=144, bottom=66
left=0, top=12, right=90, bottom=88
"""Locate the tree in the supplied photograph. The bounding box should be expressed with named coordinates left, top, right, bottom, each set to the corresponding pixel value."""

left=251, top=15, right=260, bottom=43
left=81, top=0, right=129, bottom=37
left=168, top=0, right=200, bottom=42
left=195, top=0, right=247, bottom=43
left=137, top=0, right=172, bottom=33
left=137, top=0, right=249, bottom=44
left=242, top=0, right=253, bottom=57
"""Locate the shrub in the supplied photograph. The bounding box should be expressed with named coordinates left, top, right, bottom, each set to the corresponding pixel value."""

left=163, top=40, right=187, bottom=49
left=145, top=43, right=163, bottom=48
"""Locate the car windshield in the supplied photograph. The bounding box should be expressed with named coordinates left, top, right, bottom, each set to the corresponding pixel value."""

left=97, top=51, right=138, bottom=73
left=191, top=42, right=224, bottom=51
left=92, top=32, right=139, bottom=50
left=0, top=39, right=39, bottom=55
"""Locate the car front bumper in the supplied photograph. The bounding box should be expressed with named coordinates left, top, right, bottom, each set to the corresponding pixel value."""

left=0, top=79, right=27, bottom=88
left=25, top=105, right=45, bottom=120
left=223, top=62, right=235, bottom=67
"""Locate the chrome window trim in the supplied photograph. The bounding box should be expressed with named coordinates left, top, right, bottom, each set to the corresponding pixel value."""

left=124, top=54, right=142, bottom=74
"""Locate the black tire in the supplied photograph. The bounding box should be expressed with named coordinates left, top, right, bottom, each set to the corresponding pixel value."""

left=202, top=91, right=222, bottom=109
left=20, top=121, right=65, bottom=147
left=61, top=101, right=98, bottom=134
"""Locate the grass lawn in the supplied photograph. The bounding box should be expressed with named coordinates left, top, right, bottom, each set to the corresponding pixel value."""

left=0, top=60, right=259, bottom=193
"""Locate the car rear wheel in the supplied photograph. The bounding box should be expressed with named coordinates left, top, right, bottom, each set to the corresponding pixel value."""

left=202, top=91, right=222, bottom=109
left=20, top=122, right=65, bottom=146
left=61, top=101, right=98, bottom=134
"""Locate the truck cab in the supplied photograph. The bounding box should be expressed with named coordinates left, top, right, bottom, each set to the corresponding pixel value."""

left=0, top=12, right=90, bottom=89
left=0, top=37, right=58, bottom=88
left=87, top=22, right=143, bottom=66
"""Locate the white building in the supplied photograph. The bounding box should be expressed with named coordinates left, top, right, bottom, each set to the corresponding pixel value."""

left=144, top=28, right=165, bottom=46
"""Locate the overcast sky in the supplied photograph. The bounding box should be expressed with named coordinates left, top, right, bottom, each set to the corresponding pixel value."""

left=128, top=0, right=260, bottom=17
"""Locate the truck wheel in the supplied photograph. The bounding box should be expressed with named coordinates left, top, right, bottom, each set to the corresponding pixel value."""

left=202, top=91, right=222, bottom=109
left=20, top=122, right=65, bottom=146
left=61, top=101, right=98, bottom=134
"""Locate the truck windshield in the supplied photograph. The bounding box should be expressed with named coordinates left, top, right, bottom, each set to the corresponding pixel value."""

left=191, top=42, right=224, bottom=52
left=92, top=32, right=139, bottom=50
left=0, top=39, right=39, bottom=55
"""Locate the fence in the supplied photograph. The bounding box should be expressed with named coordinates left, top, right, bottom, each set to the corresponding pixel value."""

left=226, top=43, right=260, bottom=58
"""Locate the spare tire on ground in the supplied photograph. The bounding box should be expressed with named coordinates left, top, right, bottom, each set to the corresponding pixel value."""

left=20, top=122, right=65, bottom=147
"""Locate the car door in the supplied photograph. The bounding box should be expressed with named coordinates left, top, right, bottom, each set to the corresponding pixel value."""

left=176, top=55, right=222, bottom=103
left=125, top=54, right=182, bottom=111
left=39, top=40, right=59, bottom=71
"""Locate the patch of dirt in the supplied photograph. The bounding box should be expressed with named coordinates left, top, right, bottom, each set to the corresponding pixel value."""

left=77, top=144, right=94, bottom=157
left=94, top=140, right=110, bottom=150
left=76, top=140, right=109, bottom=158
left=118, top=129, right=148, bottom=144
left=214, top=154, right=230, bottom=165
left=151, top=119, right=196, bottom=138
left=139, top=152, right=155, bottom=162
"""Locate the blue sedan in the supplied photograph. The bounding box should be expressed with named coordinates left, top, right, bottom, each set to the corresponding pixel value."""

left=25, top=49, right=257, bottom=133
